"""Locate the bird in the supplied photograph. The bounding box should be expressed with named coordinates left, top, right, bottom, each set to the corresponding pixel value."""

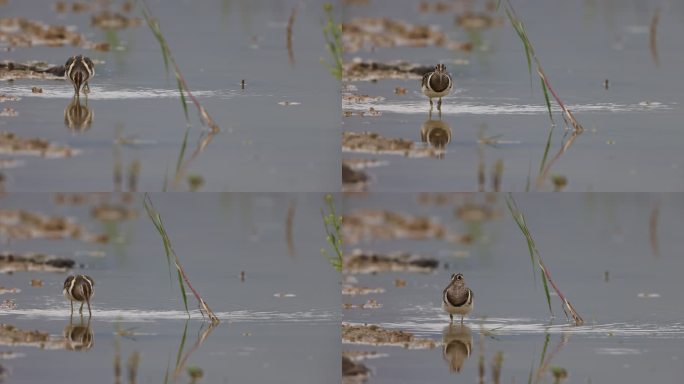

left=63, top=317, right=93, bottom=351
left=64, top=98, right=93, bottom=132
left=64, top=55, right=95, bottom=99
left=420, top=117, right=452, bottom=156
left=442, top=273, right=473, bottom=324
left=421, top=63, right=453, bottom=112
left=63, top=274, right=94, bottom=317
left=442, top=324, right=472, bottom=373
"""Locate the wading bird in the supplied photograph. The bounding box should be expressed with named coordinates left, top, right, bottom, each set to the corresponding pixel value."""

left=421, top=63, right=453, bottom=112
left=442, top=273, right=473, bottom=324
left=65, top=55, right=95, bottom=99
left=63, top=274, right=94, bottom=317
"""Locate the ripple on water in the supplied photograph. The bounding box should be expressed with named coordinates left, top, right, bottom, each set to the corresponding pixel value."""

left=0, top=85, right=245, bottom=100
left=0, top=307, right=337, bottom=323
left=343, top=96, right=673, bottom=116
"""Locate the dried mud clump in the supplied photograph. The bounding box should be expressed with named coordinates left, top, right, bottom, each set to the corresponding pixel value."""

left=0, top=252, right=75, bottom=274
left=456, top=13, right=503, bottom=30
left=0, top=94, right=20, bottom=103
left=0, top=131, right=80, bottom=158
left=0, top=61, right=65, bottom=81
left=0, top=18, right=104, bottom=49
left=91, top=11, right=141, bottom=29
left=343, top=131, right=441, bottom=158
left=455, top=203, right=501, bottom=222
left=0, top=108, right=17, bottom=117
left=342, top=355, right=370, bottom=384
left=91, top=203, right=138, bottom=221
left=343, top=299, right=382, bottom=309
left=343, top=209, right=469, bottom=244
left=342, top=324, right=437, bottom=349
left=343, top=59, right=433, bottom=82
left=343, top=94, right=385, bottom=104
left=0, top=209, right=107, bottom=243
left=342, top=285, right=385, bottom=296
left=0, top=323, right=76, bottom=350
left=344, top=250, right=438, bottom=274
left=343, top=17, right=471, bottom=53
left=342, top=162, right=369, bottom=192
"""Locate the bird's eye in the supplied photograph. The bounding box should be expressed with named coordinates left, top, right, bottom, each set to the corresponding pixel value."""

left=456, top=274, right=462, bottom=280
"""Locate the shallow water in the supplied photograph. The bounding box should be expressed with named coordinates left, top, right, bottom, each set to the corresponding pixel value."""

left=0, top=0, right=341, bottom=192
left=342, top=193, right=684, bottom=383
left=342, top=0, right=684, bottom=191
left=0, top=193, right=340, bottom=383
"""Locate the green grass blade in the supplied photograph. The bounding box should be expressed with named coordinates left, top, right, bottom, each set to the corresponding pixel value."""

left=539, top=125, right=555, bottom=175
left=175, top=320, right=189, bottom=369
left=176, top=126, right=191, bottom=175
left=539, top=333, right=550, bottom=367
left=177, top=269, right=189, bottom=316
left=540, top=77, right=554, bottom=122
left=540, top=270, right=553, bottom=315
left=177, top=77, right=189, bottom=122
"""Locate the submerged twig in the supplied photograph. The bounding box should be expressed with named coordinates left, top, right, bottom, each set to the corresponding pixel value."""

left=143, top=194, right=220, bottom=324
left=649, top=199, right=660, bottom=258
left=171, top=129, right=219, bottom=189
left=650, top=8, right=661, bottom=67
left=287, top=6, right=298, bottom=66
left=536, top=129, right=581, bottom=190
left=172, top=323, right=217, bottom=380
left=504, top=0, right=583, bottom=132
left=505, top=194, right=584, bottom=325
left=286, top=198, right=297, bottom=257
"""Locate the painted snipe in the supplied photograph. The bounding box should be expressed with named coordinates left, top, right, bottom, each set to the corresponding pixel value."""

left=63, top=274, right=94, bottom=317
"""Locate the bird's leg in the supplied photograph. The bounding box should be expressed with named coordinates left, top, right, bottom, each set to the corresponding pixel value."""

left=429, top=98, right=433, bottom=111
left=437, top=98, right=442, bottom=111
left=460, top=316, right=464, bottom=325
left=79, top=302, right=84, bottom=315
left=70, top=301, right=74, bottom=316
left=449, top=314, right=453, bottom=324
left=87, top=299, right=92, bottom=317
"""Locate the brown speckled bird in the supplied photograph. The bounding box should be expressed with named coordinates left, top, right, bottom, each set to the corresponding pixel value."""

left=442, top=273, right=473, bottom=324
left=65, top=55, right=95, bottom=98
left=63, top=274, right=94, bottom=317
left=421, top=63, right=453, bottom=111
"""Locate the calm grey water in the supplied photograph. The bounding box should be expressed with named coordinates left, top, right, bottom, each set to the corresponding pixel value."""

left=342, top=193, right=684, bottom=383
left=342, top=0, right=684, bottom=191
left=0, top=0, right=340, bottom=192
left=0, top=193, right=340, bottom=383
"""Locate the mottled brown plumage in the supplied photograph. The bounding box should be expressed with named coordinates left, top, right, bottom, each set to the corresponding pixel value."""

left=63, top=274, right=94, bottom=317
left=421, top=64, right=453, bottom=111
left=442, top=273, right=473, bottom=324
left=65, top=55, right=95, bottom=98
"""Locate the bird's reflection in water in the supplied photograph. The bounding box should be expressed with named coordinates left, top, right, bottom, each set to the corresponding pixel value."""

left=442, top=324, right=472, bottom=374
left=420, top=114, right=451, bottom=159
left=64, top=97, right=93, bottom=132
left=63, top=316, right=93, bottom=351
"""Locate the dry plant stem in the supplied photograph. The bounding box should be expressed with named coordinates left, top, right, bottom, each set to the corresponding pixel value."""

left=506, top=195, right=584, bottom=325
left=171, top=131, right=218, bottom=188
left=650, top=8, right=660, bottom=66
left=534, top=334, right=569, bottom=384
left=505, top=0, right=583, bottom=132
left=172, top=323, right=217, bottom=380
left=649, top=200, right=660, bottom=258
left=138, top=0, right=219, bottom=133
left=536, top=130, right=581, bottom=189
left=286, top=198, right=297, bottom=257
left=287, top=6, right=298, bottom=66
left=143, top=194, right=220, bottom=324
